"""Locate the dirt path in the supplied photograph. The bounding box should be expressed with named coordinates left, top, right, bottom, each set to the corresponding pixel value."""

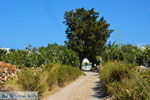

left=44, top=71, right=106, bottom=100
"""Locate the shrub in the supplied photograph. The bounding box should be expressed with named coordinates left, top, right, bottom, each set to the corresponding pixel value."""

left=2, top=44, right=80, bottom=68
left=102, top=43, right=150, bottom=66
left=107, top=75, right=150, bottom=100
left=43, top=63, right=61, bottom=90
left=17, top=69, right=48, bottom=96
left=42, top=63, right=82, bottom=87
left=44, top=64, right=83, bottom=87
left=2, top=50, right=43, bottom=68
left=4, top=63, right=83, bottom=97
left=100, top=61, right=136, bottom=91
left=142, top=46, right=150, bottom=67
left=57, top=66, right=70, bottom=86
left=100, top=62, right=150, bottom=100
left=39, top=43, right=80, bottom=67
left=0, top=49, right=7, bottom=61
left=140, top=69, right=150, bottom=83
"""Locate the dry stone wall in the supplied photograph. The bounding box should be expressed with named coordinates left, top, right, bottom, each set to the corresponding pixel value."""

left=0, top=62, right=17, bottom=84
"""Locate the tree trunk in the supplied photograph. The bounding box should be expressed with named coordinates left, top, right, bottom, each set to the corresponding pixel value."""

left=79, top=58, right=83, bottom=69
left=92, top=62, right=95, bottom=68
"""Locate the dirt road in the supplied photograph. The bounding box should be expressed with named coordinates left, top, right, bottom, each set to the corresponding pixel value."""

left=44, top=71, right=106, bottom=100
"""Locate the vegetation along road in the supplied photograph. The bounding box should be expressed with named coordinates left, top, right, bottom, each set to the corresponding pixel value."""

left=44, top=71, right=106, bottom=100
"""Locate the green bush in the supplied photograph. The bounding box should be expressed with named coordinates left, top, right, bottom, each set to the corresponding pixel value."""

left=0, top=49, right=7, bottom=61
left=140, top=69, right=150, bottom=83
left=39, top=43, right=80, bottom=67
left=100, top=61, right=136, bottom=91
left=2, top=50, right=43, bottom=68
left=100, top=62, right=150, bottom=100
left=42, top=63, right=82, bottom=87
left=44, top=63, right=83, bottom=87
left=17, top=69, right=48, bottom=96
left=142, top=46, right=150, bottom=67
left=2, top=44, right=80, bottom=68
left=107, top=75, right=150, bottom=100
left=4, top=63, right=83, bottom=97
left=102, top=43, right=150, bottom=66
left=49, top=65, right=82, bottom=87
left=57, top=66, right=70, bottom=86
left=43, top=63, right=60, bottom=90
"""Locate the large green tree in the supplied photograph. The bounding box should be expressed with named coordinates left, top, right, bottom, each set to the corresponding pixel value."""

left=64, top=8, right=113, bottom=68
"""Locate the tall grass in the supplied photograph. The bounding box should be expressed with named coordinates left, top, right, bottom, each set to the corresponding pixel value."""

left=57, top=65, right=82, bottom=87
left=4, top=63, right=83, bottom=97
left=100, top=62, right=150, bottom=100
left=17, top=69, right=48, bottom=96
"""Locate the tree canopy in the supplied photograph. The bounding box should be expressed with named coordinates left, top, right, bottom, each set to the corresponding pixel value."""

left=64, top=8, right=113, bottom=67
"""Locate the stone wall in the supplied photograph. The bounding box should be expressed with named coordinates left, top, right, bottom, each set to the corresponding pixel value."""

left=0, top=62, right=17, bottom=84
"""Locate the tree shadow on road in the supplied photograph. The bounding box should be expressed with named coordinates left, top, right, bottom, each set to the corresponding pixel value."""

left=92, top=75, right=108, bottom=99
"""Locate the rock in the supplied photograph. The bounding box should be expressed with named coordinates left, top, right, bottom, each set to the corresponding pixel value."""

left=0, top=62, right=17, bottom=84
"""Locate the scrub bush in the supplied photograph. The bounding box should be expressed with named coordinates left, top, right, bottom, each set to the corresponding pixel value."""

left=100, top=62, right=136, bottom=91
left=4, top=63, right=83, bottom=97
left=100, top=62, right=150, bottom=100
left=17, top=69, right=48, bottom=96
left=44, top=63, right=83, bottom=87
left=2, top=44, right=80, bottom=68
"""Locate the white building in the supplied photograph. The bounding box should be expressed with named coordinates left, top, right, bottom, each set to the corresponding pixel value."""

left=81, top=58, right=92, bottom=70
left=0, top=47, right=11, bottom=53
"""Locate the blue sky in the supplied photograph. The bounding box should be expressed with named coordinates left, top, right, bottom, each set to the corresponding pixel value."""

left=0, top=0, right=150, bottom=49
